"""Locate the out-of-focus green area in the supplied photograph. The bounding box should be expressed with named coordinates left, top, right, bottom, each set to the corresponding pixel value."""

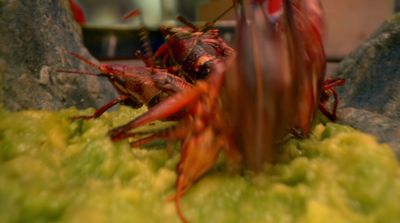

left=0, top=106, right=399, bottom=223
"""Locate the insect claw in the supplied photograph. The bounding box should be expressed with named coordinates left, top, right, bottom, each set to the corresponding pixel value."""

left=165, top=178, right=190, bottom=223
left=129, top=134, right=158, bottom=147
left=109, top=128, right=127, bottom=142
left=174, top=175, right=190, bottom=223
left=290, top=128, right=306, bottom=138
left=165, top=194, right=176, bottom=202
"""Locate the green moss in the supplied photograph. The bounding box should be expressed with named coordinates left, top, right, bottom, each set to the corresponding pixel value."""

left=0, top=107, right=399, bottom=223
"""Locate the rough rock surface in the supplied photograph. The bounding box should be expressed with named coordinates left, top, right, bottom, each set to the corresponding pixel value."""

left=0, top=0, right=116, bottom=111
left=333, top=14, right=400, bottom=156
left=337, top=108, right=400, bottom=155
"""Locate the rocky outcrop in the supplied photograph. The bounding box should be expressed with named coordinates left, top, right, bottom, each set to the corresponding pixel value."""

left=333, top=14, right=400, bottom=156
left=0, top=0, right=116, bottom=111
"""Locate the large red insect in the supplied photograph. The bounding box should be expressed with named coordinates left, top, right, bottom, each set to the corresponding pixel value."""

left=226, top=0, right=344, bottom=170
left=106, top=0, right=344, bottom=222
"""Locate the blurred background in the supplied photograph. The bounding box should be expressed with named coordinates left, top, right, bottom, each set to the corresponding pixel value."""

left=76, top=0, right=394, bottom=71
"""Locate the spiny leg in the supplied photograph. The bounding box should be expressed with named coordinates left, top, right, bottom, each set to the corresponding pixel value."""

left=71, top=95, right=130, bottom=120
left=319, top=78, right=345, bottom=121
left=319, top=88, right=339, bottom=121
left=128, top=123, right=190, bottom=147
left=109, top=83, right=206, bottom=141
left=173, top=128, right=223, bottom=223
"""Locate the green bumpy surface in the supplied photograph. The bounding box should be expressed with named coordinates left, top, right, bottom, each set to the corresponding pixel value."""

left=0, top=106, right=399, bottom=223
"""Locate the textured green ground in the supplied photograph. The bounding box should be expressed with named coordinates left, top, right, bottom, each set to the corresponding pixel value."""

left=0, top=106, right=399, bottom=223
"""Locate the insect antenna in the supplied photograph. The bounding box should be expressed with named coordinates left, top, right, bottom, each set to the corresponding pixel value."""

left=200, top=4, right=234, bottom=31
left=122, top=8, right=141, bottom=21
left=176, top=4, right=233, bottom=32
left=57, top=50, right=105, bottom=77
left=176, top=15, right=198, bottom=31
left=64, top=50, right=101, bottom=70
left=55, top=69, right=100, bottom=77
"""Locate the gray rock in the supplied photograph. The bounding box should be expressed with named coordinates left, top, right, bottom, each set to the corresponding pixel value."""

left=337, top=108, right=400, bottom=156
left=333, top=14, right=400, bottom=156
left=0, top=0, right=117, bottom=111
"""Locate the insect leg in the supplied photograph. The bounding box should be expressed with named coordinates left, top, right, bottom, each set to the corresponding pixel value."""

left=71, top=95, right=129, bottom=120
left=109, top=84, right=205, bottom=141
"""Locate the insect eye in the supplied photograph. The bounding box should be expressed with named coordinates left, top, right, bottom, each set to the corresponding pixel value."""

left=98, top=73, right=108, bottom=77
left=114, top=76, right=126, bottom=86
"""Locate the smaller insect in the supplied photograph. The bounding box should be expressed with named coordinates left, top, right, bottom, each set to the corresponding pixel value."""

left=156, top=14, right=235, bottom=82
left=124, top=6, right=235, bottom=82
left=57, top=51, right=192, bottom=120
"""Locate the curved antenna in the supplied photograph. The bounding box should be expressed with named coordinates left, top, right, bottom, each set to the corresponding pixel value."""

left=64, top=50, right=100, bottom=69
left=200, top=4, right=234, bottom=31
left=55, top=69, right=99, bottom=77
left=122, top=8, right=141, bottom=21
left=176, top=15, right=198, bottom=31
left=175, top=4, right=234, bottom=32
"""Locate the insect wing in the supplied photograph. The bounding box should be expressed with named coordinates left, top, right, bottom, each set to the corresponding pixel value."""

left=225, top=0, right=299, bottom=171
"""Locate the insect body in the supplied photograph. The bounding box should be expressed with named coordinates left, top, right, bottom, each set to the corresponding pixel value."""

left=124, top=7, right=235, bottom=83
left=156, top=25, right=235, bottom=81
left=225, top=0, right=345, bottom=170
left=58, top=51, right=192, bottom=120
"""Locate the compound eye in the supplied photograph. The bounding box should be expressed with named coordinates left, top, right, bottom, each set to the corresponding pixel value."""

left=99, top=64, right=110, bottom=73
left=98, top=73, right=108, bottom=77
left=114, top=76, right=126, bottom=86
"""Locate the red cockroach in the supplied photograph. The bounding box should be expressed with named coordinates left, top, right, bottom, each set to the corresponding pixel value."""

left=226, top=0, right=345, bottom=170
left=156, top=16, right=235, bottom=82
left=130, top=6, right=236, bottom=82
left=57, top=51, right=192, bottom=120
left=123, top=6, right=235, bottom=84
